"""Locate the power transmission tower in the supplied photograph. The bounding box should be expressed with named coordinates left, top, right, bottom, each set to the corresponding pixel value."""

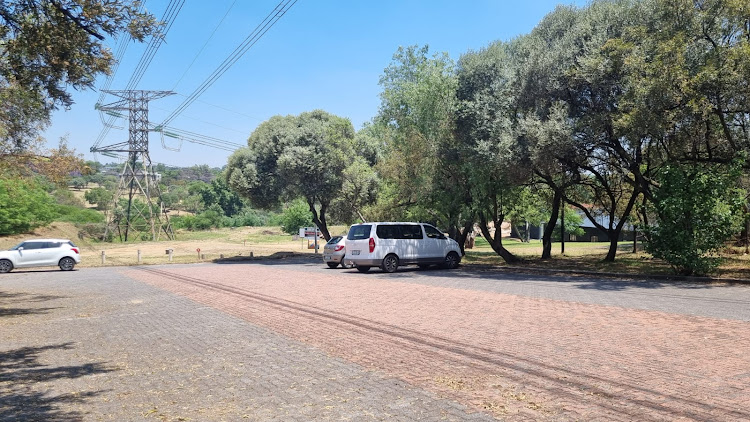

left=92, top=90, right=175, bottom=242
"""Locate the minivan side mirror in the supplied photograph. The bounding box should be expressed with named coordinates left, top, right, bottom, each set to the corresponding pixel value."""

left=17, top=247, right=23, bottom=251
left=438, top=234, right=446, bottom=240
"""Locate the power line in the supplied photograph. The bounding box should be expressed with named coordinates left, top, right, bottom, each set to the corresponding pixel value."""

left=171, top=0, right=238, bottom=92
left=91, top=0, right=186, bottom=150
left=159, top=0, right=298, bottom=127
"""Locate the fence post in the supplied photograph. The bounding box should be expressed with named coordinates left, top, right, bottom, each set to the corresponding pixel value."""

left=168, top=249, right=173, bottom=262
left=101, top=250, right=106, bottom=265
left=137, top=249, right=141, bottom=264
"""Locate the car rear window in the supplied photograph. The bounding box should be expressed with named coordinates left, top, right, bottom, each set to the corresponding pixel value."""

left=347, top=225, right=372, bottom=240
left=326, top=236, right=343, bottom=245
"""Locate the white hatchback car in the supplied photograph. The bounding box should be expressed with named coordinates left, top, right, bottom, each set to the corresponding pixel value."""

left=345, top=222, right=462, bottom=273
left=0, top=239, right=81, bottom=273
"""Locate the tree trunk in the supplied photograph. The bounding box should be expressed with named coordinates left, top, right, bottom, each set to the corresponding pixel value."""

left=479, top=213, right=520, bottom=264
left=308, top=199, right=331, bottom=241
left=605, top=235, right=620, bottom=262
left=542, top=189, right=562, bottom=259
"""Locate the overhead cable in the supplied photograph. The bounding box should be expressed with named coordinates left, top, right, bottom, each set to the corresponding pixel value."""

left=159, top=0, right=298, bottom=127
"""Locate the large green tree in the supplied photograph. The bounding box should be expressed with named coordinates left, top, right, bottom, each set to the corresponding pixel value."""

left=226, top=110, right=357, bottom=240
left=0, top=0, right=159, bottom=151
left=376, top=45, right=475, bottom=250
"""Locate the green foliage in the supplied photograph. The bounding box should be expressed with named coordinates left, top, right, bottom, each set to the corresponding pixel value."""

left=0, top=1, right=159, bottom=151
left=644, top=161, right=747, bottom=276
left=198, top=177, right=245, bottom=217
left=279, top=198, right=313, bottom=235
left=0, top=176, right=56, bottom=234
left=225, top=109, right=358, bottom=239
left=84, top=187, right=114, bottom=211
left=53, top=204, right=105, bottom=224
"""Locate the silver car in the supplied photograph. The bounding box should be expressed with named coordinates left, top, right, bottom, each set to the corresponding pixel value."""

left=323, top=235, right=353, bottom=269
left=0, top=239, right=81, bottom=273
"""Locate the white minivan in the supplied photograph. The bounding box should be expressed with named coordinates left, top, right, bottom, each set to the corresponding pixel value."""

left=345, top=222, right=462, bottom=273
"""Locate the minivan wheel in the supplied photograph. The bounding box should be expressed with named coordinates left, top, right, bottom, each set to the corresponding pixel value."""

left=381, top=254, right=399, bottom=273
left=443, top=252, right=460, bottom=269
left=326, top=262, right=339, bottom=269
left=356, top=266, right=370, bottom=273
left=59, top=257, right=76, bottom=271
left=341, top=256, right=354, bottom=269
left=0, top=259, right=13, bottom=273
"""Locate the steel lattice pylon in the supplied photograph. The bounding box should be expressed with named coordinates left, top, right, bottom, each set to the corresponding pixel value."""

left=92, top=90, right=174, bottom=242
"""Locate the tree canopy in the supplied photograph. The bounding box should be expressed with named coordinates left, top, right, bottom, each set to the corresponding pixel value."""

left=0, top=0, right=159, bottom=151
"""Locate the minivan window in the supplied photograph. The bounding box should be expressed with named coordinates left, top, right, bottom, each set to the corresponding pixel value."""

left=347, top=225, right=372, bottom=240
left=327, top=236, right=343, bottom=245
left=423, top=225, right=444, bottom=239
left=376, top=224, right=423, bottom=240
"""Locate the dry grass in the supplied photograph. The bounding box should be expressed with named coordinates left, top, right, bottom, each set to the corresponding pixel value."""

left=1, top=223, right=747, bottom=280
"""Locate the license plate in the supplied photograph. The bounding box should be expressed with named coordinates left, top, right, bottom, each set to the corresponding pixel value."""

left=324, top=255, right=331, bottom=260
left=351, top=250, right=360, bottom=255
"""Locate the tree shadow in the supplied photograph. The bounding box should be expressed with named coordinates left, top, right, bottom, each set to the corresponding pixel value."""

left=0, top=343, right=114, bottom=421
left=0, top=291, right=66, bottom=318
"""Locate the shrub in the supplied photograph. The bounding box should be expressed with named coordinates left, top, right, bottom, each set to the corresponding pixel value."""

left=0, top=177, right=56, bottom=235
left=279, top=198, right=313, bottom=235
left=644, top=161, right=746, bottom=276
left=54, top=204, right=105, bottom=224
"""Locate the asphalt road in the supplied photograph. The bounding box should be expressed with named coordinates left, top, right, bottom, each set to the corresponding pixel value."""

left=2, top=260, right=749, bottom=421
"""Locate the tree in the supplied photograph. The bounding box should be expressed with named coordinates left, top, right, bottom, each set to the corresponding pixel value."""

left=199, top=177, right=245, bottom=217
left=0, top=0, right=159, bottom=151
left=0, top=176, right=55, bottom=235
left=226, top=110, right=357, bottom=240
left=644, top=160, right=746, bottom=275
left=279, top=198, right=313, bottom=235
left=456, top=41, right=528, bottom=263
left=376, top=45, right=475, bottom=250
left=84, top=186, right=113, bottom=211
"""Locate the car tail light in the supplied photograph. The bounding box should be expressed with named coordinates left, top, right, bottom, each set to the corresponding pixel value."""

left=369, top=237, right=375, bottom=253
left=71, top=248, right=79, bottom=254
left=334, top=245, right=344, bottom=252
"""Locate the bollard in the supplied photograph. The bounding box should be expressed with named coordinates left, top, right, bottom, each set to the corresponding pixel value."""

left=137, top=249, right=141, bottom=264
left=168, top=249, right=173, bottom=262
left=200, top=253, right=206, bottom=260
left=250, top=251, right=254, bottom=258
left=101, top=250, right=106, bottom=265
left=220, top=254, right=224, bottom=259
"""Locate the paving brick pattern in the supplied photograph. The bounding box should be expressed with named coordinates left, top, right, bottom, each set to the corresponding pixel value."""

left=124, top=263, right=750, bottom=421
left=1, top=268, right=493, bottom=421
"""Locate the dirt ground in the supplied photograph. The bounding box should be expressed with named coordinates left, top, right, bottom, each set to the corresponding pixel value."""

left=0, top=223, right=324, bottom=268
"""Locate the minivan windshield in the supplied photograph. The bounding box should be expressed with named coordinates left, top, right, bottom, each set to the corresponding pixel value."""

left=347, top=225, right=372, bottom=240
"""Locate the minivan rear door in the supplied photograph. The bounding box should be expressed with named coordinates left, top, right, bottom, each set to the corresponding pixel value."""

left=346, top=224, right=372, bottom=258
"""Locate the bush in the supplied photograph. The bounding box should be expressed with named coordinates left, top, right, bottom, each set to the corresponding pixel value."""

left=54, top=204, right=105, bottom=224
left=279, top=198, right=313, bottom=235
left=644, top=161, right=746, bottom=276
left=0, top=177, right=56, bottom=235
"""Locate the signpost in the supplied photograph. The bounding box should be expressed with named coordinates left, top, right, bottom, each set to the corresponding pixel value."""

left=299, top=226, right=321, bottom=253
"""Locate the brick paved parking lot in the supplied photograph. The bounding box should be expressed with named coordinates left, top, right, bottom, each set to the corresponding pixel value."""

left=2, top=260, right=750, bottom=421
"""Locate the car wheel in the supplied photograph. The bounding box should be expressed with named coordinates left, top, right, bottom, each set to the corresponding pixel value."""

left=326, top=262, right=339, bottom=269
left=381, top=254, right=399, bottom=273
left=443, top=251, right=460, bottom=269
left=340, top=256, right=354, bottom=269
left=356, top=266, right=370, bottom=273
left=0, top=259, right=13, bottom=273
left=59, top=257, right=76, bottom=271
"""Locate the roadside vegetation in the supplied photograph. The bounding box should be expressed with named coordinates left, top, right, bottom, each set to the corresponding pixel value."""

left=2, top=0, right=750, bottom=277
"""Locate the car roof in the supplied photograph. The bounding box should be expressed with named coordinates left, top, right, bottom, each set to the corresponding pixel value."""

left=351, top=222, right=426, bottom=225
left=19, top=238, right=72, bottom=242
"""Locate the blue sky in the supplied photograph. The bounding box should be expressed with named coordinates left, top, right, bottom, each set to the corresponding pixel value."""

left=43, top=0, right=586, bottom=168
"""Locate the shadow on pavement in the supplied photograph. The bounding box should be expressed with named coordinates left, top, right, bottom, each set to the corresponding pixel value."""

left=0, top=291, right=67, bottom=318
left=0, top=343, right=114, bottom=421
